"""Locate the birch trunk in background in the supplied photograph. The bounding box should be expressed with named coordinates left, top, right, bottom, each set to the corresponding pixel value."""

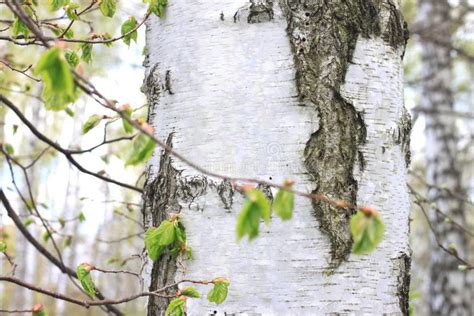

left=142, top=0, right=411, bottom=314
left=417, top=0, right=473, bottom=314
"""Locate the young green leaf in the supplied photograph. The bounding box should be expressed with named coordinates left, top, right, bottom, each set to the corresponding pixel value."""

left=99, top=0, right=117, bottom=17
left=273, top=181, right=294, bottom=220
left=63, top=236, right=72, bottom=248
left=165, top=296, right=186, bottom=316
left=236, top=189, right=271, bottom=241
left=207, top=279, right=230, bottom=305
left=0, top=240, right=7, bottom=252
left=42, top=231, right=51, bottom=242
left=32, top=303, right=47, bottom=316
left=350, top=210, right=385, bottom=255
left=125, top=134, right=155, bottom=166
left=121, top=17, right=138, bottom=46
left=12, top=17, right=29, bottom=38
left=81, top=114, right=103, bottom=134
left=80, top=42, right=93, bottom=63
left=181, top=287, right=200, bottom=298
left=4, top=143, right=14, bottom=155
left=34, top=48, right=77, bottom=111
left=146, top=0, right=168, bottom=17
left=50, top=0, right=68, bottom=11
left=78, top=211, right=86, bottom=222
left=64, top=3, right=79, bottom=20
left=23, top=218, right=34, bottom=226
left=121, top=105, right=134, bottom=134
left=76, top=263, right=97, bottom=297
left=65, top=50, right=79, bottom=67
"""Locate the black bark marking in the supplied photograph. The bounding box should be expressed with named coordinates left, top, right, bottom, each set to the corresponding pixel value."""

left=281, top=0, right=407, bottom=268
left=142, top=133, right=181, bottom=316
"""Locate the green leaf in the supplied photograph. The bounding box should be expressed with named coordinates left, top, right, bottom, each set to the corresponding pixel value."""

left=125, top=134, right=155, bottom=166
left=65, top=50, right=79, bottom=68
left=236, top=189, right=271, bottom=241
left=34, top=48, right=77, bottom=111
left=78, top=211, right=86, bottom=222
left=273, top=187, right=294, bottom=221
left=80, top=42, right=93, bottom=63
left=82, top=114, right=103, bottom=134
left=42, top=231, right=51, bottom=242
left=12, top=17, right=29, bottom=38
left=165, top=297, right=186, bottom=316
left=23, top=218, right=34, bottom=226
left=207, top=279, right=229, bottom=305
left=144, top=229, right=166, bottom=262
left=58, top=216, right=66, bottom=228
left=181, top=286, right=200, bottom=298
left=0, top=240, right=7, bottom=252
left=99, top=0, right=116, bottom=18
left=121, top=16, right=138, bottom=46
left=146, top=0, right=168, bottom=17
left=76, top=263, right=96, bottom=297
left=50, top=0, right=69, bottom=11
left=121, top=106, right=133, bottom=134
left=63, top=236, right=72, bottom=248
left=64, top=2, right=79, bottom=20
left=4, top=143, right=14, bottom=155
left=350, top=210, right=385, bottom=255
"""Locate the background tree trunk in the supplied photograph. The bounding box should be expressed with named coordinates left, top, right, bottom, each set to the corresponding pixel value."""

left=142, top=0, right=411, bottom=314
left=417, top=0, right=473, bottom=314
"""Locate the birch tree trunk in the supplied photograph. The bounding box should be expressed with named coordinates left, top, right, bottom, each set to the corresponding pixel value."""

left=142, top=0, right=411, bottom=314
left=417, top=0, right=473, bottom=314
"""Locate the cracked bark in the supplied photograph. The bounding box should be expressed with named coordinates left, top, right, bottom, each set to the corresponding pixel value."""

left=142, top=0, right=411, bottom=314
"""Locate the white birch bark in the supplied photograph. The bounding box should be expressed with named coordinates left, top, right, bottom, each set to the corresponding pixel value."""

left=143, top=0, right=411, bottom=314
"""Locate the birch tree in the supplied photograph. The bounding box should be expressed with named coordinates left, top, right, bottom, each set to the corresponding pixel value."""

left=417, top=0, right=473, bottom=314
left=141, top=0, right=412, bottom=314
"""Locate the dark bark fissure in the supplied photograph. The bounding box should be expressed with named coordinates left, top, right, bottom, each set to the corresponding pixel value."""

left=142, top=134, right=181, bottom=316
left=280, top=0, right=408, bottom=268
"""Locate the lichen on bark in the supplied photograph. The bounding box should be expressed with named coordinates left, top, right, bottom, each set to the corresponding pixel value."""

left=281, top=0, right=408, bottom=268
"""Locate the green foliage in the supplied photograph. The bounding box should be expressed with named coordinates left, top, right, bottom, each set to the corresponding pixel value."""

left=350, top=210, right=385, bottom=255
left=63, top=236, right=72, bottom=248
left=121, top=105, right=134, bottom=134
left=34, top=48, right=77, bottom=111
left=273, top=182, right=294, bottom=220
left=65, top=50, right=79, bottom=68
left=146, top=0, right=168, bottom=17
left=80, top=42, right=93, bottom=63
left=236, top=189, right=271, bottom=241
left=145, top=217, right=187, bottom=262
left=207, top=279, right=230, bottom=305
left=23, top=218, right=34, bottom=226
left=165, top=296, right=186, bottom=316
left=0, top=240, right=7, bottom=252
left=4, top=143, right=14, bottom=155
left=99, top=0, right=117, bottom=18
left=78, top=211, right=86, bottom=222
left=50, top=0, right=69, bottom=11
left=76, top=263, right=97, bottom=297
left=12, top=17, right=29, bottom=38
left=181, top=287, right=200, bottom=298
left=125, top=134, right=155, bottom=166
left=42, top=231, right=51, bottom=242
left=64, top=3, right=79, bottom=20
left=81, top=114, right=103, bottom=134
left=121, top=17, right=138, bottom=46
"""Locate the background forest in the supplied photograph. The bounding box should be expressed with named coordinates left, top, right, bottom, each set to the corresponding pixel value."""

left=0, top=0, right=472, bottom=315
